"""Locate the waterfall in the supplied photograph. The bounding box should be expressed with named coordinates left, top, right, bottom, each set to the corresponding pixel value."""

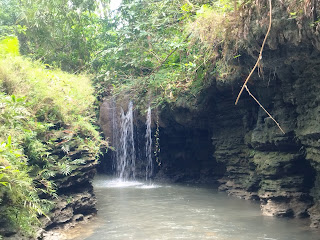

left=117, top=101, right=136, bottom=180
left=111, top=101, right=153, bottom=181
left=111, top=97, right=119, bottom=172
left=145, top=106, right=153, bottom=180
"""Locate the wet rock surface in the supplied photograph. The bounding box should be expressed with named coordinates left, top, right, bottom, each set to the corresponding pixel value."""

left=207, top=43, right=320, bottom=226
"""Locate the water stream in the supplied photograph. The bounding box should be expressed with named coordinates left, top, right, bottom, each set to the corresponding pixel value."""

left=118, top=101, right=136, bottom=180
left=145, top=106, right=153, bottom=181
left=65, top=175, right=320, bottom=240
left=111, top=97, right=119, bottom=171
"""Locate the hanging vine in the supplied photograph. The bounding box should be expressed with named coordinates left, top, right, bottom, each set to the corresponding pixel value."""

left=154, top=112, right=161, bottom=166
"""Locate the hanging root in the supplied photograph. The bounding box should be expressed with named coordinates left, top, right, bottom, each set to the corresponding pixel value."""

left=245, top=85, right=285, bottom=134
left=235, top=0, right=272, bottom=105
left=234, top=0, right=285, bottom=134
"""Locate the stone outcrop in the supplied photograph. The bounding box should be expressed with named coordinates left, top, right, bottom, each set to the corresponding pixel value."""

left=37, top=149, right=98, bottom=239
left=149, top=43, right=320, bottom=227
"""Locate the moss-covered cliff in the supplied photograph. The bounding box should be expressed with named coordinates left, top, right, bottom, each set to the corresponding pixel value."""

left=156, top=0, right=320, bottom=228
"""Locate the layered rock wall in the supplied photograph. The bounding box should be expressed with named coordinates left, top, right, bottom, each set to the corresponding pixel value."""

left=155, top=0, right=320, bottom=228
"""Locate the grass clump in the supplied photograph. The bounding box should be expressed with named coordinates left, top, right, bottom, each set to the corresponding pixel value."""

left=0, top=56, right=95, bottom=125
left=0, top=37, right=19, bottom=57
left=187, top=4, right=233, bottom=48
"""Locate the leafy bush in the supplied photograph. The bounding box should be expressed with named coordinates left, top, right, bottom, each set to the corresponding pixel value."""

left=0, top=135, right=50, bottom=236
left=0, top=56, right=95, bottom=125
left=187, top=2, right=238, bottom=46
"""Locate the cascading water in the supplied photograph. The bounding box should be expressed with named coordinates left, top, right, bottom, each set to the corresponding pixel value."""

left=111, top=101, right=153, bottom=181
left=117, top=101, right=136, bottom=180
left=145, top=106, right=153, bottom=180
left=111, top=97, right=119, bottom=171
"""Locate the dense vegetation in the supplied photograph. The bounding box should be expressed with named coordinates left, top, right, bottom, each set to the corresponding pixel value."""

left=0, top=37, right=103, bottom=237
left=1, top=0, right=319, bottom=237
left=1, top=0, right=243, bottom=108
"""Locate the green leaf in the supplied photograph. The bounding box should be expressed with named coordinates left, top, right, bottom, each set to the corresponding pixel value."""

left=7, top=135, right=12, bottom=147
left=0, top=182, right=8, bottom=187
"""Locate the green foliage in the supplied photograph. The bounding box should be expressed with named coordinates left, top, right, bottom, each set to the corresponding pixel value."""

left=2, top=0, right=102, bottom=72
left=1, top=0, right=240, bottom=109
left=92, top=0, right=240, bottom=110
left=1, top=0, right=317, bottom=111
left=93, top=0, right=194, bottom=103
left=0, top=53, right=96, bottom=125
left=0, top=136, right=50, bottom=236
left=0, top=0, right=18, bottom=37
left=187, top=4, right=234, bottom=47
left=23, top=130, right=50, bottom=167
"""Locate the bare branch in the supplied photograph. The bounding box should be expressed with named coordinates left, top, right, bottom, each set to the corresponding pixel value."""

left=244, top=85, right=285, bottom=134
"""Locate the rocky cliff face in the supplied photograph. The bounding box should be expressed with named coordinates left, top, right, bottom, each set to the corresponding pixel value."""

left=38, top=149, right=98, bottom=239
left=98, top=0, right=320, bottom=229
left=151, top=47, right=320, bottom=228
left=213, top=0, right=320, bottom=227
left=156, top=1, right=320, bottom=228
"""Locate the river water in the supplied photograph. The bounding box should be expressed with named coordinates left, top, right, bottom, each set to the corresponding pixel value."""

left=66, top=175, right=320, bottom=240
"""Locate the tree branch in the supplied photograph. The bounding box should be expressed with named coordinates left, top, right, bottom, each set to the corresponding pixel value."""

left=244, top=85, right=285, bottom=134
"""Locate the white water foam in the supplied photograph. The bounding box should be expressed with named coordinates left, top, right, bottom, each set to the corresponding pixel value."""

left=94, top=178, right=161, bottom=189
left=135, top=184, right=161, bottom=189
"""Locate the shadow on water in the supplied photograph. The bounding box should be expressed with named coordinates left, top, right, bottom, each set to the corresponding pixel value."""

left=62, top=175, right=320, bottom=240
